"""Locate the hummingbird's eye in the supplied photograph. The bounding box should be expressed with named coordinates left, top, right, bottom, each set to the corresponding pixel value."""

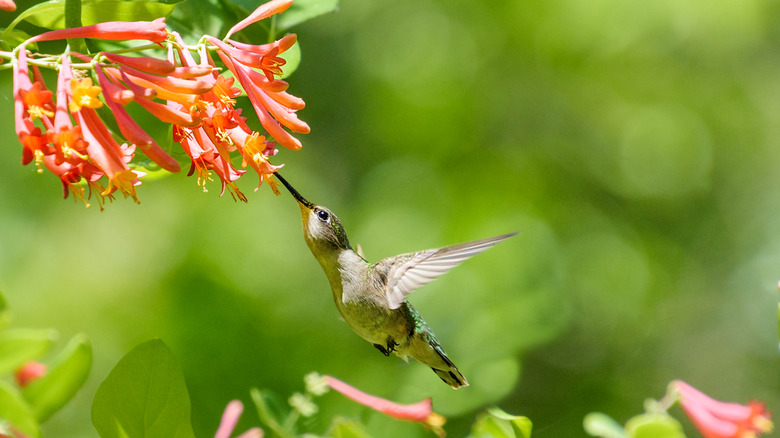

left=316, top=209, right=330, bottom=222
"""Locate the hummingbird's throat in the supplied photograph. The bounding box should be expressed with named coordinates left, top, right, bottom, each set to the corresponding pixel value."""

left=298, top=201, right=311, bottom=225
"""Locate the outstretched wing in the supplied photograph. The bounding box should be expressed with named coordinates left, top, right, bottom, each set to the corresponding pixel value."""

left=380, top=232, right=517, bottom=310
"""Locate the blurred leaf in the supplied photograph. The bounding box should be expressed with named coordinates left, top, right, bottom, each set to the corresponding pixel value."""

left=0, top=29, right=32, bottom=51
left=275, top=0, right=339, bottom=32
left=0, top=329, right=58, bottom=376
left=328, top=417, right=373, bottom=438
left=0, top=380, right=40, bottom=438
left=22, top=333, right=91, bottom=422
left=166, top=0, right=231, bottom=38
left=92, top=339, right=194, bottom=438
left=279, top=40, right=301, bottom=79
left=250, top=388, right=294, bottom=438
left=7, top=0, right=179, bottom=33
left=583, top=413, right=626, bottom=438
left=469, top=407, right=533, bottom=438
left=625, top=414, right=685, bottom=438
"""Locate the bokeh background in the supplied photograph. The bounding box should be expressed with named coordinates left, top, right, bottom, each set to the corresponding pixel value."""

left=1, top=0, right=779, bottom=436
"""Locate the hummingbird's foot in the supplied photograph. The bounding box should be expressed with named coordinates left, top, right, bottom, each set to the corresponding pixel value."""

left=373, top=343, right=390, bottom=356
left=372, top=337, right=399, bottom=357
left=385, top=337, right=398, bottom=353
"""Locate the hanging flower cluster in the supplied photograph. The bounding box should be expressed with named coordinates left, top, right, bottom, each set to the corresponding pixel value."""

left=9, top=0, right=307, bottom=208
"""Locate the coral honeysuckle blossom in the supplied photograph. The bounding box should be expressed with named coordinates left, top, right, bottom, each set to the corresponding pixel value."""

left=9, top=0, right=306, bottom=208
left=322, top=375, right=447, bottom=437
left=672, top=380, right=773, bottom=438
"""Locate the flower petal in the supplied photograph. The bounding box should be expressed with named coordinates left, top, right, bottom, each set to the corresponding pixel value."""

left=225, top=0, right=293, bottom=40
left=29, top=18, right=168, bottom=43
left=324, top=375, right=435, bottom=423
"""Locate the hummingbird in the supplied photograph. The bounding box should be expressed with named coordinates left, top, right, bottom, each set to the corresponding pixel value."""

left=274, top=172, right=517, bottom=389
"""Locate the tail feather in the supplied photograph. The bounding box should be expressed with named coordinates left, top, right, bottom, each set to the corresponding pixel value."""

left=404, top=303, right=468, bottom=389
left=431, top=343, right=468, bottom=389
left=432, top=366, right=468, bottom=389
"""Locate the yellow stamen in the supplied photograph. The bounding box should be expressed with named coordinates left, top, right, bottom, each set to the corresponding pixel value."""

left=102, top=169, right=141, bottom=204
left=27, top=105, right=55, bottom=120
left=33, top=150, right=45, bottom=174
left=60, top=144, right=89, bottom=161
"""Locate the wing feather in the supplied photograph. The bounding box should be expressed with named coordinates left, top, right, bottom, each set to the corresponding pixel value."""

left=383, top=232, right=517, bottom=309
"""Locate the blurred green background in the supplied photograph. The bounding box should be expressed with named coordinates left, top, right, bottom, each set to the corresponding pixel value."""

left=1, top=0, right=779, bottom=436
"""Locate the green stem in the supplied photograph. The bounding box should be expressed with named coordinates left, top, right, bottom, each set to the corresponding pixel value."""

left=281, top=409, right=300, bottom=433
left=64, top=0, right=87, bottom=54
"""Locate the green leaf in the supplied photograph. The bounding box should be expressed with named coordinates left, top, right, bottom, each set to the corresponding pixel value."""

left=22, top=334, right=92, bottom=422
left=328, top=417, right=373, bottom=438
left=0, top=380, right=40, bottom=438
left=583, top=412, right=627, bottom=438
left=625, top=414, right=686, bottom=438
left=469, top=407, right=533, bottom=438
left=250, top=388, right=294, bottom=438
left=8, top=0, right=179, bottom=33
left=0, top=28, right=33, bottom=51
left=0, top=329, right=58, bottom=376
left=279, top=40, right=301, bottom=79
left=275, top=0, right=339, bottom=31
left=91, top=339, right=195, bottom=438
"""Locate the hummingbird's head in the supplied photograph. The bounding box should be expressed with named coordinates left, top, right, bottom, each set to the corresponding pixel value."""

left=275, top=172, right=352, bottom=252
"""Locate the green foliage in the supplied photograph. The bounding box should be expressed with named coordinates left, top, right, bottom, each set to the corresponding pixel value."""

left=583, top=413, right=627, bottom=438
left=0, top=329, right=57, bottom=376
left=91, top=339, right=195, bottom=438
left=469, top=408, right=533, bottom=438
left=22, top=334, right=92, bottom=422
left=0, top=380, right=39, bottom=438
left=585, top=412, right=686, bottom=438
left=0, top=292, right=91, bottom=436
left=274, top=0, right=339, bottom=32
left=251, top=388, right=296, bottom=438
left=625, top=414, right=685, bottom=438
left=328, top=417, right=373, bottom=438
left=279, top=41, right=302, bottom=80
left=4, top=0, right=178, bottom=33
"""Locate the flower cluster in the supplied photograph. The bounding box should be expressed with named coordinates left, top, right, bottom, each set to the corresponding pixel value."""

left=11, top=0, right=307, bottom=208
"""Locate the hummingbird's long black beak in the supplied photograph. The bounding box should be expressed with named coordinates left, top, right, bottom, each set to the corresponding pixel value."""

left=274, top=172, right=315, bottom=209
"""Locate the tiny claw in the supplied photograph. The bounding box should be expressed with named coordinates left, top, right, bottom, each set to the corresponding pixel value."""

left=385, top=337, right=398, bottom=354
left=373, top=344, right=390, bottom=357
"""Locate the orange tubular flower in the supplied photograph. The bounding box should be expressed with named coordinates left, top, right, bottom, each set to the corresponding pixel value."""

left=11, top=0, right=310, bottom=207
left=20, top=81, right=54, bottom=120
left=674, top=380, right=773, bottom=438
left=94, top=65, right=181, bottom=173
left=19, top=128, right=51, bottom=170
left=101, top=52, right=176, bottom=75
left=323, top=376, right=446, bottom=437
left=211, top=42, right=306, bottom=150
left=14, top=50, right=56, bottom=170
left=76, top=107, right=144, bottom=203
left=224, top=0, right=292, bottom=40
left=69, top=77, right=103, bottom=112
left=28, top=18, right=168, bottom=43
